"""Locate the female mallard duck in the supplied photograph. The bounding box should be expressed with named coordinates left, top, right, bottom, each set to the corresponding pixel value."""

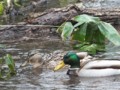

left=54, top=52, right=120, bottom=77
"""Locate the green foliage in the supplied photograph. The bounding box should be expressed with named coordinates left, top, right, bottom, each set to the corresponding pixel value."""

left=14, top=0, right=22, bottom=7
left=73, top=14, right=100, bottom=23
left=4, top=54, right=16, bottom=74
left=58, top=14, right=120, bottom=54
left=0, top=0, right=28, bottom=16
left=0, top=54, right=16, bottom=80
left=0, top=1, right=4, bottom=15
left=57, top=22, right=74, bottom=40
left=98, top=21, right=120, bottom=45
left=74, top=43, right=105, bottom=54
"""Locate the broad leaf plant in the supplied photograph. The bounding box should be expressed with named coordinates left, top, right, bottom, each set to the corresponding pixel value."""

left=57, top=14, right=120, bottom=54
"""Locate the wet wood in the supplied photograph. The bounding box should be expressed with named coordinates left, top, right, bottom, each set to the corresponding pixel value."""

left=82, top=8, right=120, bottom=24
left=27, top=4, right=120, bottom=25
left=26, top=5, right=79, bottom=25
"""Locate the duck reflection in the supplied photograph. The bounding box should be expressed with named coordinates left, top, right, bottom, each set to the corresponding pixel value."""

left=63, top=75, right=80, bottom=87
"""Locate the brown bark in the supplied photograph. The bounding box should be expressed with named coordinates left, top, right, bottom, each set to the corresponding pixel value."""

left=27, top=4, right=120, bottom=25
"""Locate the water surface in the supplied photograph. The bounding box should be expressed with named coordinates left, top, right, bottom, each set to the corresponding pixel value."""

left=1, top=40, right=120, bottom=90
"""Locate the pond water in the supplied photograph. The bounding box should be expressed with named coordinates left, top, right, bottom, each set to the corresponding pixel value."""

left=1, top=39, right=120, bottom=90
left=2, top=69, right=120, bottom=90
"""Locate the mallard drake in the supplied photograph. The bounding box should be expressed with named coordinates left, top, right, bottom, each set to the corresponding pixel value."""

left=54, top=52, right=120, bottom=77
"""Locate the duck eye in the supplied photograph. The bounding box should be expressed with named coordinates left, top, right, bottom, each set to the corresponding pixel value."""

left=63, top=55, right=69, bottom=60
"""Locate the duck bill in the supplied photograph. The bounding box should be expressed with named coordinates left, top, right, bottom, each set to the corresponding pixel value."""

left=54, top=61, right=65, bottom=71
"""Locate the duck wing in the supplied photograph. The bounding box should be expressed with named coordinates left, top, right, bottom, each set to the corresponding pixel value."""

left=83, top=60, right=120, bottom=69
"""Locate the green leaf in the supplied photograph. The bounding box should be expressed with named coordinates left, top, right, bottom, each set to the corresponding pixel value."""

left=94, top=29, right=105, bottom=44
left=74, top=21, right=84, bottom=28
left=0, top=54, right=16, bottom=80
left=0, top=2, right=4, bottom=15
left=98, top=22, right=120, bottom=46
left=85, top=22, right=97, bottom=43
left=4, top=54, right=16, bottom=74
left=14, top=0, right=22, bottom=7
left=57, top=22, right=66, bottom=34
left=73, top=14, right=100, bottom=23
left=0, top=58, right=3, bottom=64
left=79, top=44, right=97, bottom=54
left=73, top=42, right=89, bottom=49
left=85, top=22, right=105, bottom=44
left=72, top=23, right=87, bottom=42
left=61, top=22, right=74, bottom=40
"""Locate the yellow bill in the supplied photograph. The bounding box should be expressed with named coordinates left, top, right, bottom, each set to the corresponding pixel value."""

left=54, top=61, right=65, bottom=71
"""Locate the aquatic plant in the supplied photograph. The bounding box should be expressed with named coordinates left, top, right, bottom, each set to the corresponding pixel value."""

left=57, top=14, right=120, bottom=54
left=0, top=54, right=16, bottom=80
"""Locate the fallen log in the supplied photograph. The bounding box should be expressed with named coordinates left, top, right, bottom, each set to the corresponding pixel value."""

left=27, top=3, right=120, bottom=25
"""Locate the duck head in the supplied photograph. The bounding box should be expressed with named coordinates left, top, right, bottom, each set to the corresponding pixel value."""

left=54, top=52, right=80, bottom=71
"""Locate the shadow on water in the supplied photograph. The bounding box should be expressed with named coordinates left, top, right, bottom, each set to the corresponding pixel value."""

left=63, top=76, right=80, bottom=89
